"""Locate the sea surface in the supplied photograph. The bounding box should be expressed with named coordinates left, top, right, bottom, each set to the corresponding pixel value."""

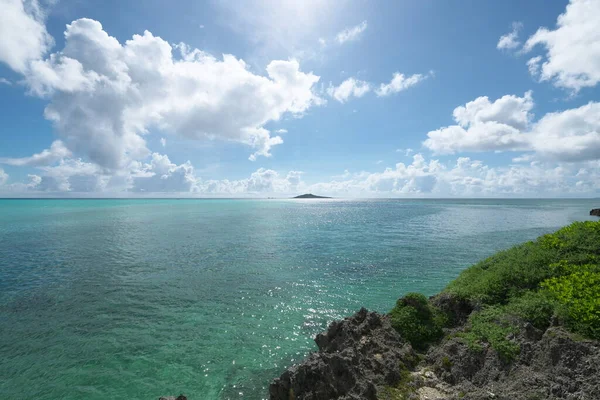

left=0, top=198, right=597, bottom=399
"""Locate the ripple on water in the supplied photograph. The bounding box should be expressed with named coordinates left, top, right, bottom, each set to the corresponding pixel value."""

left=0, top=198, right=597, bottom=399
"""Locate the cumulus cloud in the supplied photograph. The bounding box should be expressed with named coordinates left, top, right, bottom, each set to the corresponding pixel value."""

left=522, top=0, right=600, bottom=91
left=424, top=91, right=533, bottom=154
left=335, top=21, right=368, bottom=44
left=131, top=153, right=199, bottom=193
left=0, top=0, right=53, bottom=74
left=376, top=72, right=428, bottom=97
left=305, top=154, right=600, bottom=197
left=497, top=22, right=523, bottom=50
left=424, top=91, right=600, bottom=162
left=531, top=102, right=600, bottom=162
left=0, top=77, right=11, bottom=85
left=327, top=77, right=371, bottom=103
left=34, top=158, right=105, bottom=192
left=1, top=18, right=323, bottom=170
left=5, top=147, right=306, bottom=195
left=200, top=168, right=303, bottom=194
left=0, top=140, right=71, bottom=166
left=3, top=148, right=600, bottom=196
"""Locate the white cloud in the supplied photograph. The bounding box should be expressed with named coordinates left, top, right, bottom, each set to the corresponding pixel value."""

left=200, top=168, right=303, bottom=194
left=327, top=77, right=370, bottom=103
left=0, top=140, right=71, bottom=166
left=160, top=137, right=166, bottom=147
left=497, top=22, right=523, bottom=50
left=4, top=146, right=306, bottom=195
left=0, top=77, right=11, bottom=85
left=131, top=153, right=199, bottom=193
left=527, top=56, right=542, bottom=76
left=305, top=154, right=600, bottom=197
left=396, top=148, right=414, bottom=156
left=10, top=18, right=322, bottom=170
left=424, top=91, right=533, bottom=154
left=0, top=0, right=53, bottom=74
left=335, top=21, right=368, bottom=44
left=522, top=0, right=600, bottom=91
left=0, top=168, right=8, bottom=185
left=3, top=148, right=600, bottom=196
left=274, top=129, right=288, bottom=134
left=35, top=158, right=105, bottom=192
left=424, top=91, right=600, bottom=162
left=531, top=102, right=600, bottom=162
left=376, top=72, right=428, bottom=97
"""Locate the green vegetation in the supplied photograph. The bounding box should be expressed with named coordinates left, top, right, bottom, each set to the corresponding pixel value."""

left=389, top=293, right=447, bottom=350
left=390, top=221, right=600, bottom=361
left=542, top=263, right=600, bottom=339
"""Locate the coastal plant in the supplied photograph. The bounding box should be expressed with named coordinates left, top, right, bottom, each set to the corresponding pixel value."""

left=459, top=305, right=520, bottom=362
left=504, top=291, right=556, bottom=331
left=541, top=265, right=600, bottom=340
left=389, top=293, right=446, bottom=350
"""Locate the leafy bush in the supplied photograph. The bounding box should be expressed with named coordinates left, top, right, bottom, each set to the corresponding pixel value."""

left=459, top=305, right=520, bottom=362
left=542, top=265, right=600, bottom=340
left=390, top=293, right=446, bottom=350
left=505, top=291, right=556, bottom=331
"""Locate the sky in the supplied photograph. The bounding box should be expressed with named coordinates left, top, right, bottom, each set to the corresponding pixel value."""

left=0, top=0, right=599, bottom=197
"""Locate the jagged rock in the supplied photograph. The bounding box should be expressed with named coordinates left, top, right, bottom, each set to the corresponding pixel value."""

left=426, top=326, right=600, bottom=399
left=269, top=308, right=416, bottom=400
left=159, top=395, right=187, bottom=400
left=591, top=208, right=600, bottom=216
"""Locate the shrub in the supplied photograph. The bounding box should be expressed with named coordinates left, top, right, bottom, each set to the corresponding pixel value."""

left=505, top=291, right=556, bottom=331
left=459, top=306, right=520, bottom=362
left=390, top=293, right=446, bottom=350
left=542, top=266, right=600, bottom=340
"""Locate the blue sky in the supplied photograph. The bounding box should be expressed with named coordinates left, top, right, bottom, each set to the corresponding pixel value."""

left=0, top=0, right=599, bottom=197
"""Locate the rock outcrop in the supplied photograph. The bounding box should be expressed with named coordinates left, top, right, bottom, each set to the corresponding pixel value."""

left=423, top=325, right=600, bottom=399
left=270, top=307, right=600, bottom=400
left=269, top=308, right=416, bottom=400
left=590, top=208, right=600, bottom=216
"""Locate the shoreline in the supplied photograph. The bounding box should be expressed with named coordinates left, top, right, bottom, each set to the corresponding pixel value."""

left=269, top=221, right=600, bottom=399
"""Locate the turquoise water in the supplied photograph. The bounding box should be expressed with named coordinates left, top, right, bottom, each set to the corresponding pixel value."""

left=0, top=199, right=597, bottom=399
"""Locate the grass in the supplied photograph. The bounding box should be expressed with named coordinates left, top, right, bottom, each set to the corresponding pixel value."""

left=389, top=221, right=600, bottom=361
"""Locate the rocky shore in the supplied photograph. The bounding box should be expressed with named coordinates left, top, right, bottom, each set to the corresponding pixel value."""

left=270, top=301, right=600, bottom=400
left=269, top=221, right=600, bottom=399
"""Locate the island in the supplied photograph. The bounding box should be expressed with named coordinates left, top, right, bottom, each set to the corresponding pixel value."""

left=591, top=208, right=600, bottom=216
left=293, top=193, right=331, bottom=199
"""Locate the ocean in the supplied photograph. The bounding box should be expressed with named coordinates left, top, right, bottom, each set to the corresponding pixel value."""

left=0, top=198, right=597, bottom=399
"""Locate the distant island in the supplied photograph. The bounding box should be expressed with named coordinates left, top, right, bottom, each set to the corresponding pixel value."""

left=293, top=193, right=331, bottom=199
